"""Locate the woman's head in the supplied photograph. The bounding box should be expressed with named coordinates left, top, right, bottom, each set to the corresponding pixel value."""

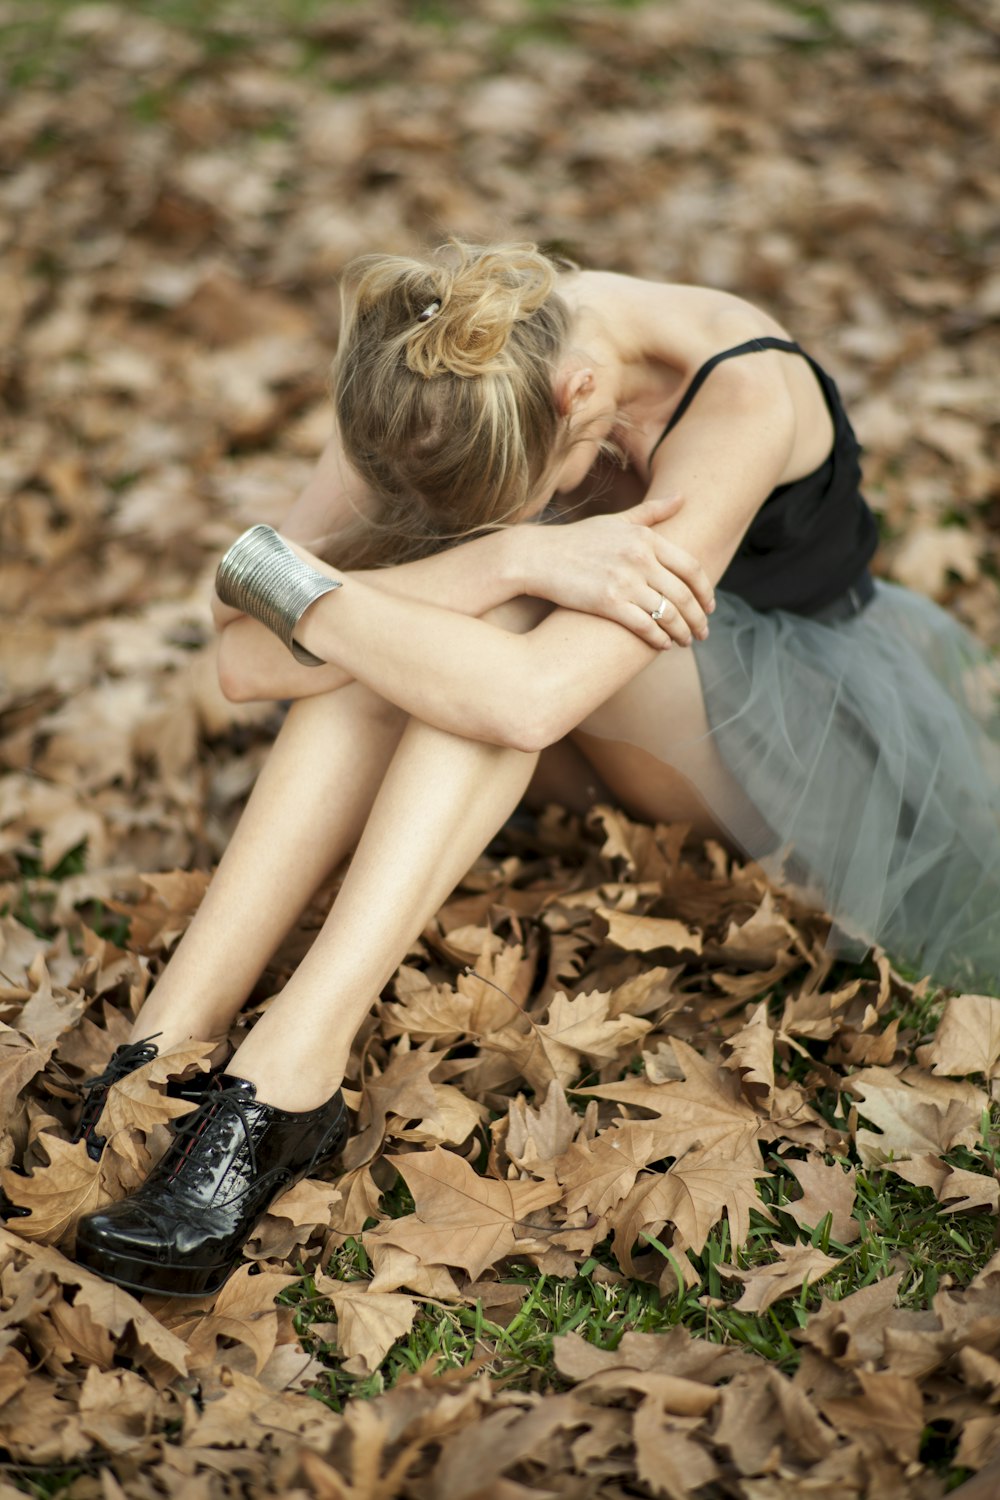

left=329, top=240, right=576, bottom=566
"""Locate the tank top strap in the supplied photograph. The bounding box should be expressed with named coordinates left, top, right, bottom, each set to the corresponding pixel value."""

left=648, top=337, right=804, bottom=467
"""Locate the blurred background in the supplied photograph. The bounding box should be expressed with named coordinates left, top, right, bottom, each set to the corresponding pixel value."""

left=0, top=0, right=997, bottom=909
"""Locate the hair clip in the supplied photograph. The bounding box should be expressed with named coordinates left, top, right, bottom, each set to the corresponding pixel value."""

left=417, top=300, right=441, bottom=323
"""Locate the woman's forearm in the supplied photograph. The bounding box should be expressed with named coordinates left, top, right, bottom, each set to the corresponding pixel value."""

left=294, top=575, right=537, bottom=744
left=354, top=525, right=529, bottom=615
left=216, top=526, right=531, bottom=703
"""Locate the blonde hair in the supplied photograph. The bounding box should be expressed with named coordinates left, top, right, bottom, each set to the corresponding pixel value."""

left=327, top=240, right=574, bottom=568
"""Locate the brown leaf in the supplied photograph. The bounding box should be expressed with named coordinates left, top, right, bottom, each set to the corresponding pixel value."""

left=821, top=1369, right=925, bottom=1463
left=370, top=1147, right=561, bottom=1281
left=532, top=988, right=652, bottom=1089
left=720, top=1242, right=842, bottom=1314
left=96, top=1037, right=216, bottom=1149
left=580, top=1038, right=763, bottom=1161
left=637, top=1138, right=769, bottom=1255
left=558, top=1118, right=663, bottom=1217
left=1, top=1135, right=104, bottom=1243
left=721, top=1001, right=775, bottom=1107
left=505, top=1080, right=596, bottom=1178
left=784, top=1156, right=859, bottom=1245
left=314, top=1275, right=418, bottom=1375
left=925, top=993, right=1000, bottom=1079
left=597, top=906, right=703, bottom=955
left=185, top=1265, right=300, bottom=1375
left=340, top=1048, right=442, bottom=1172
left=633, top=1398, right=719, bottom=1500
left=848, top=1067, right=984, bottom=1165
left=77, top=1365, right=160, bottom=1454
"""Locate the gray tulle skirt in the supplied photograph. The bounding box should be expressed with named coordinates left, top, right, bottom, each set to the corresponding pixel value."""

left=668, top=581, right=1000, bottom=993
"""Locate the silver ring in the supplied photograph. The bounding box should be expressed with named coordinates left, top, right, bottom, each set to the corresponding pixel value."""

left=650, top=594, right=667, bottom=622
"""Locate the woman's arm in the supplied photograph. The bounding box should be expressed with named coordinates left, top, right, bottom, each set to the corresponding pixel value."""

left=218, top=497, right=715, bottom=703
left=290, top=360, right=796, bottom=747
left=216, top=525, right=529, bottom=702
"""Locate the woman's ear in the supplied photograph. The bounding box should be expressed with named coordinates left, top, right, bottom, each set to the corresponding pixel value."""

left=555, top=365, right=596, bottom=418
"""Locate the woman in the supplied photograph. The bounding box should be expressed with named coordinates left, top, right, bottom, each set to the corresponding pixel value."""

left=69, top=241, right=1000, bottom=1297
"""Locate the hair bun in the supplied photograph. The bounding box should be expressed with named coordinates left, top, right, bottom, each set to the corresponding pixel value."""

left=407, top=241, right=559, bottom=379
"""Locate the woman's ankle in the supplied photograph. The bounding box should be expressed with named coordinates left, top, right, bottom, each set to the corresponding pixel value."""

left=224, top=1043, right=348, bottom=1113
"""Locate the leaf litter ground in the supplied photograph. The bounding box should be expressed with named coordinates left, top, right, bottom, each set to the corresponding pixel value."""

left=1, top=1, right=1000, bottom=1496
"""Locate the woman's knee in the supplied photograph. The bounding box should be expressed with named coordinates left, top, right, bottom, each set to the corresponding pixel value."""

left=286, top=679, right=407, bottom=733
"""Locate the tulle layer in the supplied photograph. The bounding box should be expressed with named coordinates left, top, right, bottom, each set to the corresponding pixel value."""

left=667, top=581, right=1000, bottom=992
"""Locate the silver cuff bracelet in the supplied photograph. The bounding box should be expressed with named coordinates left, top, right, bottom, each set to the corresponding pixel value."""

left=215, top=524, right=342, bottom=666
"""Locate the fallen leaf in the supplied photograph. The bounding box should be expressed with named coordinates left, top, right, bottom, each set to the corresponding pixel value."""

left=369, top=1147, right=562, bottom=1281
left=314, top=1274, right=418, bottom=1375
left=720, top=1242, right=843, bottom=1314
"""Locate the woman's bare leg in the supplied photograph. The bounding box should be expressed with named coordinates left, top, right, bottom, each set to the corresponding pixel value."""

left=130, top=597, right=550, bottom=1059
left=226, top=717, right=538, bottom=1110
left=573, top=641, right=758, bottom=843
left=128, top=683, right=407, bottom=1048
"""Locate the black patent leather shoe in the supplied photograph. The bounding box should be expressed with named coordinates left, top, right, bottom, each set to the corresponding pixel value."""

left=74, top=1074, right=349, bottom=1297
left=74, top=1033, right=224, bottom=1161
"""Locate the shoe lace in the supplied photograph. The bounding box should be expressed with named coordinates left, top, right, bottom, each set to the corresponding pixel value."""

left=77, top=1032, right=163, bottom=1138
left=166, top=1077, right=258, bottom=1189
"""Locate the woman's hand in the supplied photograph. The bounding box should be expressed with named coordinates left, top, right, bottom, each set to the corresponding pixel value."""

left=211, top=592, right=245, bottom=632
left=518, top=494, right=715, bottom=649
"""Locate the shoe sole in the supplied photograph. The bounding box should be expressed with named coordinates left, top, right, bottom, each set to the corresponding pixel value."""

left=74, top=1116, right=348, bottom=1298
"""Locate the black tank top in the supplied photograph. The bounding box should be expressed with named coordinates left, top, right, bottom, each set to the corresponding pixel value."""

left=648, top=337, right=879, bottom=616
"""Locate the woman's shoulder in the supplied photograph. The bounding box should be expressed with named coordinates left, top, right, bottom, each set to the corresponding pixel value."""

left=565, top=270, right=795, bottom=369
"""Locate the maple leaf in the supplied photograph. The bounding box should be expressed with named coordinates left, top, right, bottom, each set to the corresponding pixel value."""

left=708, top=889, right=803, bottom=968
left=721, top=1001, right=774, bottom=1108
left=888, top=1154, right=1000, bottom=1214
left=457, top=943, right=535, bottom=1034
left=115, top=869, right=211, bottom=953
left=785, top=1155, right=859, bottom=1245
left=77, top=1366, right=160, bottom=1455
left=925, top=993, right=1000, bottom=1079
left=369, top=1147, right=562, bottom=1281
left=389, top=1082, right=486, bottom=1149
left=821, top=1369, right=925, bottom=1464
left=558, top=1119, right=663, bottom=1217
left=578, top=1037, right=763, bottom=1161
left=847, top=1067, right=984, bottom=1165
left=340, top=1048, right=443, bottom=1172
left=366, top=1242, right=461, bottom=1300
left=327, top=1164, right=384, bottom=1238
left=504, top=1080, right=596, bottom=1179
left=532, top=989, right=652, bottom=1089
left=795, top=1271, right=906, bottom=1369
left=95, top=1037, right=216, bottom=1148
left=644, top=1138, right=769, bottom=1255
left=0, top=1135, right=104, bottom=1243
left=720, top=1242, right=843, bottom=1314
left=314, top=1273, right=418, bottom=1375
left=597, top=906, right=703, bottom=956
left=185, top=1265, right=300, bottom=1375
left=633, top=1399, right=720, bottom=1500
left=382, top=974, right=474, bottom=1044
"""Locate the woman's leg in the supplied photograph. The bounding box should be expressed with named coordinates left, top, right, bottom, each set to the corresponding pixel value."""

left=128, top=683, right=408, bottom=1048
left=571, top=641, right=758, bottom=843
left=221, top=636, right=735, bottom=1112
left=130, top=597, right=551, bottom=1065
left=225, top=716, right=538, bottom=1110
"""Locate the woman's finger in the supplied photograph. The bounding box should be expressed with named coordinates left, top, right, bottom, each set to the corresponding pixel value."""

left=621, top=601, right=675, bottom=650
left=644, top=587, right=698, bottom=647
left=647, top=574, right=709, bottom=641
left=651, top=535, right=716, bottom=613
left=626, top=493, right=684, bottom=527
